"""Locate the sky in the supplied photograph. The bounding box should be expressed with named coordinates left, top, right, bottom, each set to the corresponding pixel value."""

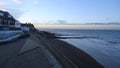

left=0, top=0, right=120, bottom=29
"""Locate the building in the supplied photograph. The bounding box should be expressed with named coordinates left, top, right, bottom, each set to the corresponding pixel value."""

left=0, top=10, right=36, bottom=31
left=21, top=23, right=30, bottom=31
left=21, top=23, right=35, bottom=32
left=0, top=10, right=19, bottom=30
left=15, top=20, right=21, bottom=29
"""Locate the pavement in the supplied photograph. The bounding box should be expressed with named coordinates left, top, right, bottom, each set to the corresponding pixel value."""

left=0, top=32, right=62, bottom=68
left=0, top=31, right=104, bottom=68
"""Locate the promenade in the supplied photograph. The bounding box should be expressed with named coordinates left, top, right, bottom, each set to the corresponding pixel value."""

left=0, top=32, right=61, bottom=68
left=0, top=31, right=104, bottom=68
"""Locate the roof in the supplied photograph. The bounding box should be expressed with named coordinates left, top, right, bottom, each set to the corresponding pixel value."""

left=21, top=24, right=29, bottom=27
left=0, top=10, right=5, bottom=13
left=0, top=10, right=8, bottom=14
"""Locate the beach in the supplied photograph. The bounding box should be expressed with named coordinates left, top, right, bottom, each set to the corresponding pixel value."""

left=1, top=29, right=120, bottom=68
left=46, top=38, right=103, bottom=68
left=37, top=30, right=104, bottom=68
left=39, top=29, right=120, bottom=68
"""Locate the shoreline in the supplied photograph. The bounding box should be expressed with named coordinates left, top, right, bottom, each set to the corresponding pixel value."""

left=37, top=31, right=104, bottom=68
left=46, top=38, right=103, bottom=68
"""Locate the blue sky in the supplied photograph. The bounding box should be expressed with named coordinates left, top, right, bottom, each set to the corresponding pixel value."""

left=0, top=0, right=120, bottom=24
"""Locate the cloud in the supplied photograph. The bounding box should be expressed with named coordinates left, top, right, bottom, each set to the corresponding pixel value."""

left=0, top=2, right=6, bottom=11
left=33, top=0, right=39, bottom=5
left=84, top=23, right=120, bottom=25
left=0, top=2, right=5, bottom=5
left=8, top=9, right=24, bottom=19
left=32, top=20, right=67, bottom=25
left=11, top=0, right=39, bottom=5
left=57, top=20, right=67, bottom=24
left=0, top=1, right=24, bottom=21
left=12, top=0, right=22, bottom=4
left=47, top=20, right=67, bottom=24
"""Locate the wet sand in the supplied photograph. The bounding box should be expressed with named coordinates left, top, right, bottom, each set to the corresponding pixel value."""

left=46, top=38, right=104, bottom=68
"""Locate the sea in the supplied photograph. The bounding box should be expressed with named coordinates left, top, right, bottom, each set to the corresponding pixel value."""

left=39, top=29, right=120, bottom=68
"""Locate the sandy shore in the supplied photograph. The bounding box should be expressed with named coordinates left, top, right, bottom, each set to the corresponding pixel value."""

left=45, top=38, right=104, bottom=68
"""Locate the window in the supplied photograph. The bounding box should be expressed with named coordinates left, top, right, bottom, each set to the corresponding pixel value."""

left=8, top=20, right=11, bottom=23
left=0, top=19, right=1, bottom=24
left=4, top=20, right=7, bottom=22
left=0, top=19, right=3, bottom=25
left=4, top=20, right=7, bottom=25
left=0, top=12, right=3, bottom=16
left=8, top=15, right=12, bottom=18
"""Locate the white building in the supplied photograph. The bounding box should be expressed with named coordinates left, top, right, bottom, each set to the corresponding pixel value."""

left=21, top=24, right=30, bottom=31
left=15, top=20, right=21, bottom=28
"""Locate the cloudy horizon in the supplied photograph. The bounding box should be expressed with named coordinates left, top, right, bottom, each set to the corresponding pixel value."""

left=0, top=0, right=120, bottom=29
